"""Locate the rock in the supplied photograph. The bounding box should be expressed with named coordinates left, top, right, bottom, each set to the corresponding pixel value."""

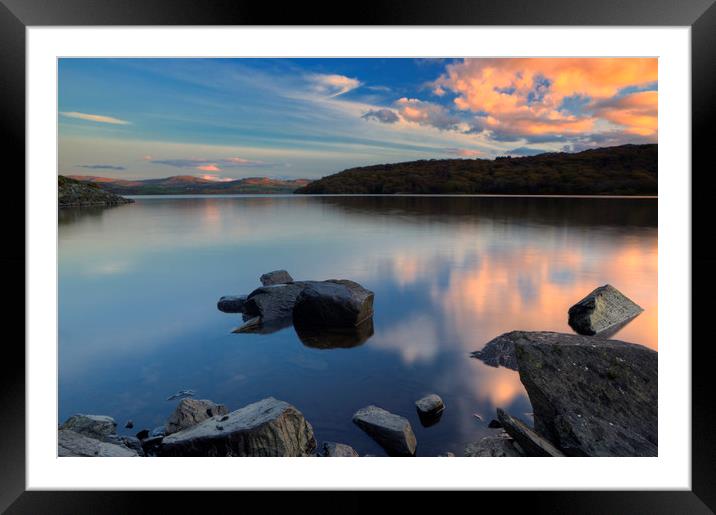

left=514, top=331, right=657, bottom=457
left=464, top=435, right=524, bottom=457
left=151, top=426, right=167, bottom=438
left=243, top=283, right=307, bottom=322
left=496, top=408, right=564, bottom=457
left=58, top=429, right=138, bottom=457
left=102, top=434, right=145, bottom=456
left=166, top=389, right=196, bottom=401
left=260, top=270, right=294, bottom=286
left=232, top=316, right=263, bottom=334
left=320, top=441, right=359, bottom=457
left=125, top=420, right=134, bottom=429
left=438, top=452, right=455, bottom=457
left=293, top=280, right=374, bottom=328
left=352, top=405, right=417, bottom=456
left=60, top=414, right=117, bottom=439
left=141, top=436, right=164, bottom=457
left=295, top=318, right=374, bottom=349
left=568, top=284, right=643, bottom=336
left=135, top=429, right=150, bottom=440
left=217, top=295, right=248, bottom=313
left=415, top=394, right=445, bottom=416
left=165, top=398, right=229, bottom=435
left=58, top=175, right=134, bottom=208
left=471, top=331, right=520, bottom=370
left=488, top=419, right=502, bottom=429
left=158, top=397, right=316, bottom=457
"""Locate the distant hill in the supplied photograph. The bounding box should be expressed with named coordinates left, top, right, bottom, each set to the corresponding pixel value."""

left=59, top=175, right=134, bottom=208
left=66, top=175, right=312, bottom=195
left=295, top=144, right=657, bottom=196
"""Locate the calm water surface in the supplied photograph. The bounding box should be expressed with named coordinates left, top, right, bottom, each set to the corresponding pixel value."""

left=58, top=196, right=657, bottom=456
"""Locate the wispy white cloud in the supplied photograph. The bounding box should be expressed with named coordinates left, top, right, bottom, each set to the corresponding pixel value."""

left=308, top=73, right=361, bottom=97
left=60, top=111, right=131, bottom=125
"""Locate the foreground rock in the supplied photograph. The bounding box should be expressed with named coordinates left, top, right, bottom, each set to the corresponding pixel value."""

left=320, top=441, right=359, bottom=457
left=352, top=405, right=417, bottom=456
left=496, top=408, right=564, bottom=457
left=293, top=280, right=374, bottom=328
left=165, top=398, right=229, bottom=435
left=514, top=331, right=657, bottom=457
left=217, top=295, right=247, bottom=313
left=568, top=284, right=643, bottom=335
left=243, top=283, right=307, bottom=322
left=158, top=397, right=316, bottom=457
left=471, top=331, right=520, bottom=370
left=260, top=270, right=294, bottom=286
left=464, top=432, right=523, bottom=457
left=60, top=414, right=117, bottom=439
left=58, top=429, right=138, bottom=457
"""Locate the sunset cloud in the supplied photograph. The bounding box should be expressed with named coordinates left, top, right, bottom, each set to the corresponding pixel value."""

left=362, top=108, right=400, bottom=124
left=395, top=97, right=462, bottom=131
left=431, top=58, right=657, bottom=141
left=78, top=164, right=126, bottom=170
left=198, top=174, right=234, bottom=182
left=196, top=164, right=220, bottom=172
left=60, top=111, right=131, bottom=125
left=445, top=148, right=484, bottom=157
left=151, top=157, right=269, bottom=169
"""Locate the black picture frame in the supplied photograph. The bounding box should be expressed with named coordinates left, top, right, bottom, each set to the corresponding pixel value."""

left=2, top=0, right=714, bottom=512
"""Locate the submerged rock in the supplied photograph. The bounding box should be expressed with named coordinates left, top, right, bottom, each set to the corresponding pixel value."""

left=165, top=398, right=229, bottom=435
left=293, top=280, right=374, bottom=328
left=217, top=295, right=248, bottom=313
left=60, top=414, right=117, bottom=440
left=58, top=429, right=138, bottom=457
left=514, top=331, right=657, bottom=457
left=260, top=270, right=294, bottom=286
left=320, top=441, right=359, bottom=457
left=471, top=331, right=520, bottom=370
left=464, top=433, right=523, bottom=457
left=352, top=405, right=417, bottom=456
left=568, top=284, right=643, bottom=335
left=135, top=429, right=150, bottom=440
left=158, top=397, right=316, bottom=457
left=496, top=408, right=564, bottom=457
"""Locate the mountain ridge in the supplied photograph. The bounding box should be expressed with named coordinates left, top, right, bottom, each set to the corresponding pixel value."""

left=295, top=144, right=658, bottom=196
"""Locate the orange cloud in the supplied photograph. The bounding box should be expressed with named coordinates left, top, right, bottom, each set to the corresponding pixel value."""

left=196, top=164, right=220, bottom=172
left=433, top=58, right=657, bottom=139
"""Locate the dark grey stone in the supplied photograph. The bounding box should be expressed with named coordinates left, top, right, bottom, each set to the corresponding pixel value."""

left=166, top=398, right=229, bottom=435
left=496, top=408, right=564, bottom=457
left=293, top=280, right=374, bottom=328
left=260, top=270, right=294, bottom=286
left=59, top=414, right=117, bottom=440
left=217, top=295, right=248, bottom=313
left=471, top=331, right=521, bottom=370
left=514, top=331, right=657, bottom=457
left=352, top=405, right=417, bottom=456
left=320, top=441, right=359, bottom=457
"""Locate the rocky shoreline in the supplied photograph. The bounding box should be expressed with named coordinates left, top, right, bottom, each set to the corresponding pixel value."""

left=59, top=277, right=655, bottom=458
left=59, top=175, right=134, bottom=208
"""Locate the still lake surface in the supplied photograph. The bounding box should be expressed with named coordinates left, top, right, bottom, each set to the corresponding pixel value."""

left=59, top=195, right=657, bottom=456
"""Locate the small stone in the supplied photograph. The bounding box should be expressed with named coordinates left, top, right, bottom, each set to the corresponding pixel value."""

left=217, top=295, right=248, bottom=313
left=125, top=420, right=134, bottom=429
left=135, top=429, right=150, bottom=440
left=320, top=442, right=359, bottom=457
left=568, top=284, right=643, bottom=335
left=352, top=405, right=417, bottom=456
left=415, top=394, right=445, bottom=416
left=165, top=398, right=229, bottom=435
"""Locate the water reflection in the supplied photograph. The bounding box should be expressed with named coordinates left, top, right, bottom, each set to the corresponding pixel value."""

left=59, top=195, right=657, bottom=456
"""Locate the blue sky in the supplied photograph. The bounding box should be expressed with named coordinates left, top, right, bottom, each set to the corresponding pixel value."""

left=58, top=58, right=657, bottom=180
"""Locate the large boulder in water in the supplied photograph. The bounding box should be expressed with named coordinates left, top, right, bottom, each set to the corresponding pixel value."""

left=352, top=405, right=417, bottom=456
left=513, top=331, right=657, bottom=457
left=60, top=414, right=117, bottom=439
left=165, top=398, right=229, bottom=435
left=158, top=397, right=316, bottom=457
left=293, top=280, right=374, bottom=328
left=260, top=270, right=294, bottom=286
left=568, top=284, right=643, bottom=335
left=58, top=429, right=138, bottom=457
left=243, top=283, right=307, bottom=322
left=471, top=331, right=521, bottom=370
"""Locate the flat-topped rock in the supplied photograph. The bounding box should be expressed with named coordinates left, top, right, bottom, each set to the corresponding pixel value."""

left=58, top=429, right=138, bottom=457
left=471, top=331, right=521, bottom=370
left=514, top=331, right=657, bottom=456
left=158, top=397, right=316, bottom=457
left=217, top=295, right=248, bottom=313
left=165, top=399, right=229, bottom=435
left=496, top=408, right=564, bottom=457
left=568, top=284, right=643, bottom=335
left=60, top=414, right=117, bottom=439
left=414, top=394, right=445, bottom=416
left=293, top=280, right=374, bottom=328
left=352, top=405, right=417, bottom=456
left=260, top=270, right=294, bottom=286
left=320, top=441, right=359, bottom=457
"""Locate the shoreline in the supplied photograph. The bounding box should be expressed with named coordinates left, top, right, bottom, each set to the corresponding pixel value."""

left=123, top=193, right=659, bottom=200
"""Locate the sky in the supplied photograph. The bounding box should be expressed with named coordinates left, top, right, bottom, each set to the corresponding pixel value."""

left=58, top=58, right=657, bottom=181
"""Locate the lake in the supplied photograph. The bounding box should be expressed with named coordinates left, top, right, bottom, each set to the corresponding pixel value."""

left=58, top=195, right=657, bottom=456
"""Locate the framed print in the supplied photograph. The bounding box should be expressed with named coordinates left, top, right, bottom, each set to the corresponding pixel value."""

left=3, top=0, right=715, bottom=512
